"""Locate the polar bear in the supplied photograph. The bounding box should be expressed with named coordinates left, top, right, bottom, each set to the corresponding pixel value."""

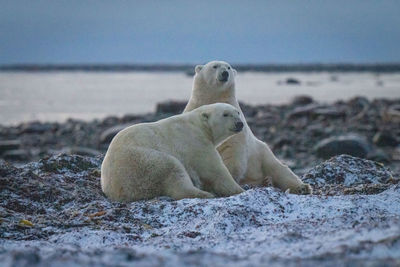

left=101, top=103, right=245, bottom=202
left=184, top=61, right=312, bottom=194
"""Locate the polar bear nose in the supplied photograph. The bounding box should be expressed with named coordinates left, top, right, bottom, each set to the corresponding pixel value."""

left=221, top=71, right=229, bottom=79
left=234, top=121, right=244, bottom=132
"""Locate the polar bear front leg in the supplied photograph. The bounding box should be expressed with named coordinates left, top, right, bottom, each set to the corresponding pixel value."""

left=197, top=152, right=244, bottom=197
left=258, top=141, right=312, bottom=195
left=217, top=136, right=249, bottom=183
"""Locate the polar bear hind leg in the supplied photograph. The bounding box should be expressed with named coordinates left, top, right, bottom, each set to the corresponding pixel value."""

left=257, top=141, right=312, bottom=194
left=102, top=147, right=213, bottom=201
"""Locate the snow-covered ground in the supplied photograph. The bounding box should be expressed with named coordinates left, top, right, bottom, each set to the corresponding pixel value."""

left=1, top=154, right=399, bottom=266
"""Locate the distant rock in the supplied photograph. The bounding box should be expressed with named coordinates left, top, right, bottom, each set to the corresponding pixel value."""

left=314, top=134, right=370, bottom=159
left=62, top=146, right=101, bottom=157
left=373, top=131, right=398, bottom=147
left=156, top=100, right=187, bottom=115
left=367, top=149, right=391, bottom=163
left=2, top=149, right=29, bottom=161
left=19, top=121, right=57, bottom=134
left=287, top=104, right=346, bottom=120
left=0, top=140, right=21, bottom=154
left=291, top=95, right=314, bottom=106
left=287, top=103, right=322, bottom=118
left=99, top=124, right=132, bottom=144
left=285, top=78, right=301, bottom=85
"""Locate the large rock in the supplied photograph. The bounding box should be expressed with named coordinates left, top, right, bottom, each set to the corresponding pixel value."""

left=314, top=134, right=370, bottom=159
left=303, top=154, right=395, bottom=187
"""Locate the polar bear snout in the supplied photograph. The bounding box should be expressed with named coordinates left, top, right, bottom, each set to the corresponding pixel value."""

left=234, top=121, right=244, bottom=132
left=219, top=70, right=229, bottom=82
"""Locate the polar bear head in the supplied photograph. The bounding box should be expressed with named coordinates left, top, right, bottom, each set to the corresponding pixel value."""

left=194, top=61, right=237, bottom=93
left=197, top=103, right=243, bottom=146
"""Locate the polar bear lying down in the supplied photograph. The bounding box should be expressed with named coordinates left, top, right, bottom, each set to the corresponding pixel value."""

left=101, top=103, right=245, bottom=202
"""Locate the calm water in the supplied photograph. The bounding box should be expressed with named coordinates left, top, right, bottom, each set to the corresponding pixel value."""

left=1, top=71, right=399, bottom=126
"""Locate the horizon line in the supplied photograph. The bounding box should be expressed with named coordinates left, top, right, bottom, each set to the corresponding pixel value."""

left=1, top=62, right=400, bottom=73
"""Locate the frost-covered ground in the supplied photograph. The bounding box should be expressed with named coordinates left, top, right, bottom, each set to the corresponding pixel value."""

left=1, top=154, right=399, bottom=266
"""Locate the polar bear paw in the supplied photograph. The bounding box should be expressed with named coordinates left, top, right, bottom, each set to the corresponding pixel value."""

left=289, top=183, right=313, bottom=195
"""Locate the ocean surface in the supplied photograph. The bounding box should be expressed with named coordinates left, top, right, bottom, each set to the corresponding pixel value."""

left=0, top=71, right=399, bottom=126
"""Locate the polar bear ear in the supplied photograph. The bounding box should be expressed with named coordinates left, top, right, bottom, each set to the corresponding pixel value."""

left=201, top=112, right=210, bottom=121
left=195, top=65, right=203, bottom=74
left=233, top=68, right=237, bottom=76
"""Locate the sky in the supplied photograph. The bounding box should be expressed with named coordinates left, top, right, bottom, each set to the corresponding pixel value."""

left=1, top=0, right=400, bottom=64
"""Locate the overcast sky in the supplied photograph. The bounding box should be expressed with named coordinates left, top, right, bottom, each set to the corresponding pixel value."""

left=1, top=0, right=399, bottom=64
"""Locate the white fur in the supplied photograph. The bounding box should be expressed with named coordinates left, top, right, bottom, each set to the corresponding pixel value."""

left=101, top=103, right=244, bottom=202
left=184, top=61, right=312, bottom=194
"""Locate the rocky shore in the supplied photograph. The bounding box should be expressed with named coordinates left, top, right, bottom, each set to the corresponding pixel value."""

left=1, top=96, right=399, bottom=176
left=1, top=96, right=400, bottom=266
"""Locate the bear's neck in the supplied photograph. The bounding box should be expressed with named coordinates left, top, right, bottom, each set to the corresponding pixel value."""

left=188, top=80, right=240, bottom=111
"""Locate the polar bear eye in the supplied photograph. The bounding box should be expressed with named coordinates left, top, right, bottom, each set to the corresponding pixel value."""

left=223, top=113, right=229, bottom=117
left=213, top=65, right=218, bottom=69
left=228, top=67, right=231, bottom=70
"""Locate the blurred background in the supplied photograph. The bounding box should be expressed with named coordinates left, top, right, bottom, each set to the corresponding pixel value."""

left=0, top=0, right=400, bottom=170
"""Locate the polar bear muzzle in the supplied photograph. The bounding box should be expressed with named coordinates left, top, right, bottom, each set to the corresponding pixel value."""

left=234, top=121, right=244, bottom=132
left=218, top=70, right=229, bottom=82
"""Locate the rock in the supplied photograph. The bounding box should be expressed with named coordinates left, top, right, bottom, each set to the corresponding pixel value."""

left=239, top=102, right=258, bottom=117
left=155, top=100, right=187, bottom=115
left=373, top=131, right=399, bottom=147
left=99, top=124, right=132, bottom=144
left=314, top=134, right=370, bottom=159
left=285, top=78, right=301, bottom=85
left=302, top=154, right=395, bottom=187
left=291, top=95, right=314, bottom=106
left=382, top=104, right=400, bottom=122
left=19, top=121, right=56, bottom=134
left=312, top=107, right=346, bottom=119
left=121, top=114, right=144, bottom=123
left=0, top=140, right=21, bottom=154
left=2, top=149, right=29, bottom=161
left=287, top=104, right=345, bottom=120
left=287, top=103, right=323, bottom=119
left=38, top=153, right=102, bottom=174
left=63, top=147, right=101, bottom=157
left=348, top=96, right=369, bottom=109
left=330, top=75, right=339, bottom=81
left=367, top=149, right=391, bottom=163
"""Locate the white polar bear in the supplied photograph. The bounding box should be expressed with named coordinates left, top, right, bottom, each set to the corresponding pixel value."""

left=101, top=103, right=245, bottom=202
left=184, top=61, right=312, bottom=194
